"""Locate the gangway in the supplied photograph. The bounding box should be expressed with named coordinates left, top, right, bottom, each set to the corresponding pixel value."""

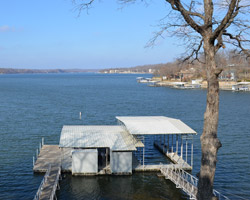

left=34, top=164, right=61, bottom=200
left=160, top=164, right=230, bottom=200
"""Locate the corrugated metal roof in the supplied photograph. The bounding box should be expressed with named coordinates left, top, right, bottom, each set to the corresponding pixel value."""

left=116, top=116, right=197, bottom=135
left=59, top=125, right=137, bottom=151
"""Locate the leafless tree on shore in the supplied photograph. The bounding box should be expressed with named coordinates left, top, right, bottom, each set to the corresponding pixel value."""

left=72, top=0, right=250, bottom=199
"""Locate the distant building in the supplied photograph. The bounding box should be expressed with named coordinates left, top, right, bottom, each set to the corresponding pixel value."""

left=219, top=69, right=237, bottom=81
left=179, top=68, right=196, bottom=81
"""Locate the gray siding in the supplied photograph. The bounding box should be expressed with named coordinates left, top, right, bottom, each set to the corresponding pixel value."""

left=72, top=149, right=98, bottom=174
left=111, top=152, right=132, bottom=174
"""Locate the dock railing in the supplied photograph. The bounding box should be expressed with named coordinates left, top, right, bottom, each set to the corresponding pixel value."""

left=49, top=166, right=61, bottom=200
left=34, top=164, right=51, bottom=200
left=33, top=137, right=44, bottom=167
left=160, top=164, right=230, bottom=200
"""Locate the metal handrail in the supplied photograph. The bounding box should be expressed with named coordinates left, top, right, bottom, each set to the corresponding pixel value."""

left=34, top=164, right=51, bottom=200
left=33, top=137, right=44, bottom=167
left=49, top=166, right=61, bottom=200
left=160, top=164, right=229, bottom=200
left=213, top=189, right=230, bottom=200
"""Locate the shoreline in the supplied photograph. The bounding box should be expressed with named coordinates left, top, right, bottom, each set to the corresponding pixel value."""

left=139, top=77, right=250, bottom=91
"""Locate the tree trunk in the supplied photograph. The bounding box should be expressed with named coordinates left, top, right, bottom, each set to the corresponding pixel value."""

left=197, top=38, right=222, bottom=200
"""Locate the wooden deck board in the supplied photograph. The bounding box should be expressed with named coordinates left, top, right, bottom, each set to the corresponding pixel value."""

left=33, top=145, right=61, bottom=172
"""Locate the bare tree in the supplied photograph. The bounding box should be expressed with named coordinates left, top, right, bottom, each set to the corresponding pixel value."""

left=73, top=0, right=250, bottom=199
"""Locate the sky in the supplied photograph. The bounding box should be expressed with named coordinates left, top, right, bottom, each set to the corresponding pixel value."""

left=0, top=0, right=184, bottom=69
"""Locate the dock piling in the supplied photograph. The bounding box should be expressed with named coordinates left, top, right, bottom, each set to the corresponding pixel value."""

left=186, top=138, right=188, bottom=162
left=180, top=135, right=183, bottom=158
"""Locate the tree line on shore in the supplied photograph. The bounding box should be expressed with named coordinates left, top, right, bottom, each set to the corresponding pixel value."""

left=154, top=51, right=250, bottom=82
left=101, top=50, right=250, bottom=82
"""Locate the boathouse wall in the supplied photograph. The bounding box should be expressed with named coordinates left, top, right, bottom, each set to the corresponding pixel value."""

left=72, top=149, right=98, bottom=175
left=111, top=151, right=132, bottom=174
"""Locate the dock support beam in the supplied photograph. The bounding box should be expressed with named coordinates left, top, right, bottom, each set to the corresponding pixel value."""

left=186, top=137, right=188, bottom=162
left=143, top=136, right=145, bottom=170
left=191, top=136, right=193, bottom=168
left=143, top=147, right=145, bottom=169
left=180, top=135, right=183, bottom=158
left=106, top=148, right=108, bottom=167
left=163, top=135, right=165, bottom=152
left=167, top=135, right=169, bottom=154
left=171, top=135, right=173, bottom=153
left=176, top=135, right=178, bottom=155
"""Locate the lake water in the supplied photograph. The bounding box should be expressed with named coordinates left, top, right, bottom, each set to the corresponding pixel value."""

left=0, top=73, right=249, bottom=200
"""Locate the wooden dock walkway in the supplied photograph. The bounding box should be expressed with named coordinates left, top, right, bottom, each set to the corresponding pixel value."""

left=33, top=145, right=61, bottom=172
left=33, top=144, right=72, bottom=173
left=34, top=164, right=61, bottom=200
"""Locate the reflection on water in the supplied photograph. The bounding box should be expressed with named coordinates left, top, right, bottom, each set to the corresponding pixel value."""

left=59, top=173, right=187, bottom=200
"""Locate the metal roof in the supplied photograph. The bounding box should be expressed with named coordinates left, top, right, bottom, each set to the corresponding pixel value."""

left=59, top=125, right=137, bottom=151
left=116, top=116, right=197, bottom=135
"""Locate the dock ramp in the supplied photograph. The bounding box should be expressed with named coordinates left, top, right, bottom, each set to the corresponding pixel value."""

left=160, top=164, right=230, bottom=200
left=34, top=164, right=61, bottom=200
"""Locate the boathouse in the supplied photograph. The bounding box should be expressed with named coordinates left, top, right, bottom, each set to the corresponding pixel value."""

left=34, top=116, right=233, bottom=200
left=59, top=125, right=143, bottom=175
left=56, top=116, right=197, bottom=175
left=117, top=116, right=197, bottom=170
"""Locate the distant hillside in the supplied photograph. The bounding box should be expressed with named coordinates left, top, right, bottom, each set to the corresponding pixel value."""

left=99, top=63, right=166, bottom=74
left=0, top=68, right=98, bottom=74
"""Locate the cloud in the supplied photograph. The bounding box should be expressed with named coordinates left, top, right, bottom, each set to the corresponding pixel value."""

left=0, top=25, right=16, bottom=32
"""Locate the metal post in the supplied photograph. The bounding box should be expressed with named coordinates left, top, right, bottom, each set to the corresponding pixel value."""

left=106, top=148, right=108, bottom=167
left=60, top=148, right=62, bottom=168
left=163, top=135, right=166, bottom=152
left=42, top=137, right=44, bottom=146
left=139, top=148, right=141, bottom=164
left=143, top=137, right=145, bottom=169
left=33, top=156, right=35, bottom=167
left=143, top=147, right=145, bottom=170
left=176, top=135, right=178, bottom=154
left=171, top=135, right=173, bottom=153
left=186, top=137, right=188, bottom=162
left=39, top=143, right=41, bottom=151
left=167, top=135, right=169, bottom=154
left=191, top=136, right=193, bottom=168
left=181, top=135, right=183, bottom=158
left=63, top=148, right=65, bottom=169
left=79, top=112, right=82, bottom=119
left=36, top=149, right=38, bottom=158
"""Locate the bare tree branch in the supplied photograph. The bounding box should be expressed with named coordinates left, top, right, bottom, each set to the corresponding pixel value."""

left=183, top=39, right=205, bottom=63
left=223, top=32, right=250, bottom=57
left=212, top=0, right=239, bottom=41
left=165, top=0, right=204, bottom=34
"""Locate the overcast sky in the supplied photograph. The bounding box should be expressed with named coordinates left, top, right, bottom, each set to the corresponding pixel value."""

left=0, top=0, right=183, bottom=69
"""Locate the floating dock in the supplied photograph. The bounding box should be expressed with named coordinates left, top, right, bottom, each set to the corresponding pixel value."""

left=33, top=116, right=200, bottom=199
left=33, top=145, right=61, bottom=172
